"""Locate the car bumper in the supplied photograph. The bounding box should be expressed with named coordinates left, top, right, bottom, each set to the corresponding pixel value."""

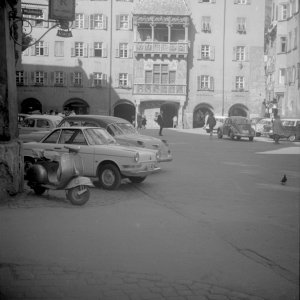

left=121, top=162, right=161, bottom=177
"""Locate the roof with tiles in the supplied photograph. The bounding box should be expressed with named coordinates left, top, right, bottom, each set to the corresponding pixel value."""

left=133, top=0, right=190, bottom=16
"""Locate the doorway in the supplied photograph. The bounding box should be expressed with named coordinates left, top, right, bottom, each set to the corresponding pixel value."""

left=63, top=98, right=89, bottom=115
left=114, top=102, right=135, bottom=123
left=21, top=98, right=42, bottom=114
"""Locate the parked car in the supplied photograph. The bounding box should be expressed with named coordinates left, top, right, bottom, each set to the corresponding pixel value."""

left=204, top=115, right=227, bottom=133
left=268, top=118, right=300, bottom=142
left=250, top=117, right=263, bottom=133
left=254, top=118, right=272, bottom=137
left=217, top=116, right=255, bottom=141
left=58, top=115, right=172, bottom=162
left=18, top=113, right=30, bottom=125
left=23, top=127, right=161, bottom=190
left=19, top=115, right=63, bottom=135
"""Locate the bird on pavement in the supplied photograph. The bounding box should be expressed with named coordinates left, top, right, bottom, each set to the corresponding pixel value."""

left=281, top=174, right=287, bottom=185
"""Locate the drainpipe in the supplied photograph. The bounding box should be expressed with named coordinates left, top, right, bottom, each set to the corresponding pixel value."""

left=222, top=0, right=227, bottom=116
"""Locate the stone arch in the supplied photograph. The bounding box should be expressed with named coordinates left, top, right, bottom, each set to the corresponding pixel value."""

left=228, top=103, right=249, bottom=117
left=20, top=98, right=42, bottom=114
left=193, top=103, right=214, bottom=128
left=63, top=98, right=89, bottom=115
left=113, top=100, right=135, bottom=123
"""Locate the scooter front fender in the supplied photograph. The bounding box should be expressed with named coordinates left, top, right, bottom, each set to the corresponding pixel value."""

left=65, top=176, right=94, bottom=190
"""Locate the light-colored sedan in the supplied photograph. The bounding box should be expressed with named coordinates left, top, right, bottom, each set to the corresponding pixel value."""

left=23, top=127, right=160, bottom=190
left=58, top=115, right=173, bottom=163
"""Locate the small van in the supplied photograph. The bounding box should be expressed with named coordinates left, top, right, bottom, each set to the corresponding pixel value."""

left=281, top=119, right=300, bottom=142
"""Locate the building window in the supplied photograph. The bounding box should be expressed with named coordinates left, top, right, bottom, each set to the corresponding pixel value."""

left=91, top=14, right=106, bottom=29
left=120, top=15, right=129, bottom=29
left=35, top=41, right=47, bottom=56
left=16, top=71, right=24, bottom=86
left=201, top=16, right=211, bottom=33
left=119, top=43, right=128, bottom=58
left=198, top=75, right=214, bottom=90
left=294, top=28, right=298, bottom=49
left=235, top=76, right=245, bottom=90
left=235, top=0, right=250, bottom=5
left=145, top=65, right=176, bottom=85
left=75, top=42, right=84, bottom=57
left=93, top=72, right=103, bottom=87
left=280, top=36, right=287, bottom=53
left=237, top=17, right=246, bottom=34
left=73, top=72, right=82, bottom=86
left=119, top=73, right=128, bottom=87
left=75, top=13, right=84, bottom=28
left=94, top=42, right=103, bottom=57
left=279, top=68, right=286, bottom=85
left=34, top=12, right=44, bottom=27
left=54, top=71, right=64, bottom=85
left=201, top=45, right=210, bottom=59
left=280, top=4, right=288, bottom=20
left=236, top=46, right=246, bottom=61
left=54, top=41, right=64, bottom=57
left=34, top=71, right=45, bottom=85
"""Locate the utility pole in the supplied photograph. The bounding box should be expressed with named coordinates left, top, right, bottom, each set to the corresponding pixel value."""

left=108, top=0, right=113, bottom=116
left=222, top=0, right=227, bottom=116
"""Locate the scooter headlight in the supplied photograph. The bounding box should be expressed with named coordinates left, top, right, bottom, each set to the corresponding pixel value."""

left=134, top=152, right=139, bottom=163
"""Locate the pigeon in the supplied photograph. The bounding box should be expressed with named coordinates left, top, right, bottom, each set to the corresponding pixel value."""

left=281, top=174, right=287, bottom=185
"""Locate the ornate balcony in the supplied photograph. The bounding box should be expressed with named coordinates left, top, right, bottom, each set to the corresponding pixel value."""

left=134, top=41, right=188, bottom=57
left=133, top=84, right=186, bottom=95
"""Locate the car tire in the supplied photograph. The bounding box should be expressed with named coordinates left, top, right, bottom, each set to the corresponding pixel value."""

left=217, top=129, right=223, bottom=139
left=288, top=135, right=296, bottom=142
left=129, top=176, right=146, bottom=183
left=33, top=186, right=46, bottom=195
left=98, top=164, right=121, bottom=190
left=249, top=136, right=254, bottom=142
left=230, top=131, right=235, bottom=140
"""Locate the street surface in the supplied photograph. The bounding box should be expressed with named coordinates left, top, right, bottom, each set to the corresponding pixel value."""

left=0, top=129, right=299, bottom=300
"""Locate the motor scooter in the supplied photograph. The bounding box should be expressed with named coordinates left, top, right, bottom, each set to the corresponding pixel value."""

left=26, top=146, right=93, bottom=206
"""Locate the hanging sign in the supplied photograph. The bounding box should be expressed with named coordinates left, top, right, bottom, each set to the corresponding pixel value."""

left=22, top=8, right=43, bottom=16
left=57, top=30, right=73, bottom=38
left=49, top=0, right=75, bottom=21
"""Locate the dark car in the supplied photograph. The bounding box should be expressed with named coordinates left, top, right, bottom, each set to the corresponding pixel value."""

left=217, top=116, right=255, bottom=141
left=58, top=115, right=172, bottom=162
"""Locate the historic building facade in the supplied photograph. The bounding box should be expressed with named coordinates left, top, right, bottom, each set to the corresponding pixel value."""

left=17, top=0, right=266, bottom=128
left=265, top=0, right=300, bottom=118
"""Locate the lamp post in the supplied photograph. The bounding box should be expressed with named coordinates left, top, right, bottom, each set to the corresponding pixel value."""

left=221, top=0, right=227, bottom=116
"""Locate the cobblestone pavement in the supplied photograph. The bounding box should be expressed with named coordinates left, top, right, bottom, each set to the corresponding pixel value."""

left=0, top=262, right=266, bottom=300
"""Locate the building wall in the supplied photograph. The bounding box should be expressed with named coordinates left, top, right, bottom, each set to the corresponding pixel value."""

left=18, top=0, right=267, bottom=128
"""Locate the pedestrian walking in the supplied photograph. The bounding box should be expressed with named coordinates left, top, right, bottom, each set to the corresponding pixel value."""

left=141, top=115, right=147, bottom=129
left=206, top=112, right=216, bottom=136
left=172, top=115, right=178, bottom=128
left=156, top=111, right=164, bottom=136
left=137, top=113, right=142, bottom=130
left=272, top=109, right=286, bottom=144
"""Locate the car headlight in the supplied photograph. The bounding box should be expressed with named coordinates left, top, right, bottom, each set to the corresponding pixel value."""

left=134, top=152, right=139, bottom=163
left=156, top=150, right=161, bottom=161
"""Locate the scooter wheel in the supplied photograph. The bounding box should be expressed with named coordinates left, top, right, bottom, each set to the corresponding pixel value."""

left=33, top=186, right=46, bottom=195
left=67, top=185, right=90, bottom=206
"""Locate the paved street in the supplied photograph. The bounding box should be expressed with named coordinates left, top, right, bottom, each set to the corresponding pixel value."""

left=0, top=129, right=299, bottom=300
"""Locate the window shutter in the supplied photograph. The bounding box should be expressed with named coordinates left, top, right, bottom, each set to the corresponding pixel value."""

left=90, top=14, right=94, bottom=29
left=72, top=20, right=76, bottom=29
left=103, top=74, right=107, bottom=86
left=31, top=72, right=35, bottom=84
left=232, top=47, right=237, bottom=61
left=129, top=17, right=133, bottom=30
left=210, top=46, right=215, bottom=60
left=63, top=72, right=67, bottom=86
left=24, top=72, right=29, bottom=85
left=245, top=47, right=249, bottom=61
left=50, top=72, right=54, bottom=85
left=44, top=42, right=49, bottom=56
left=31, top=44, right=36, bottom=56
left=71, top=44, right=75, bottom=57
left=197, top=76, right=200, bottom=90
left=84, top=15, right=89, bottom=29
left=129, top=45, right=133, bottom=58
left=103, top=44, right=107, bottom=57
left=90, top=74, right=94, bottom=87
left=244, top=76, right=249, bottom=90
left=197, top=45, right=201, bottom=59
left=116, top=15, right=120, bottom=30
left=128, top=74, right=132, bottom=87
left=115, top=45, right=119, bottom=57
left=103, top=15, right=108, bottom=30
left=70, top=72, right=74, bottom=85
left=232, top=76, right=236, bottom=91
left=44, top=72, right=48, bottom=85
left=84, top=43, right=88, bottom=57
left=210, top=77, right=214, bottom=90
left=89, top=43, right=94, bottom=57
left=115, top=74, right=119, bottom=87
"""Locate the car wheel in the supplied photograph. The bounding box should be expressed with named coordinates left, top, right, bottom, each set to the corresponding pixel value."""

left=237, top=136, right=241, bottom=141
left=129, top=176, right=146, bottom=183
left=249, top=136, right=254, bottom=142
left=217, top=129, right=223, bottom=139
left=98, top=164, right=121, bottom=190
left=230, top=131, right=235, bottom=140
left=288, top=135, right=296, bottom=142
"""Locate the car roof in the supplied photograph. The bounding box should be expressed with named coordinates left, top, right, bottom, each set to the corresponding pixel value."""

left=61, top=115, right=129, bottom=127
left=25, top=115, right=63, bottom=121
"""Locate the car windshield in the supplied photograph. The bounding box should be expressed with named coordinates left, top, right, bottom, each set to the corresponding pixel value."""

left=115, top=123, right=138, bottom=135
left=85, top=128, right=116, bottom=145
left=233, top=118, right=250, bottom=125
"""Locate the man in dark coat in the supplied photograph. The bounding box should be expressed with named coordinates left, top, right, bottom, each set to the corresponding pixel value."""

left=206, top=112, right=216, bottom=136
left=156, top=111, right=164, bottom=136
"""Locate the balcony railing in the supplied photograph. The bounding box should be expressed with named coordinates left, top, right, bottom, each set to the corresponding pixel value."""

left=134, top=42, right=189, bottom=56
left=134, top=84, right=186, bottom=95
